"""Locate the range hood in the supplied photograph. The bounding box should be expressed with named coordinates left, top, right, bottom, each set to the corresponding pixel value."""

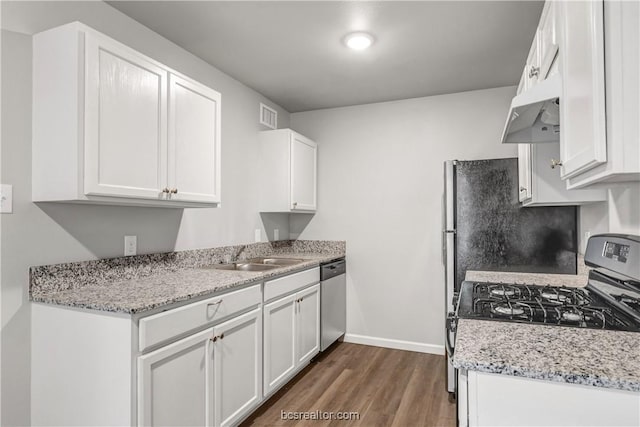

left=501, top=73, right=561, bottom=144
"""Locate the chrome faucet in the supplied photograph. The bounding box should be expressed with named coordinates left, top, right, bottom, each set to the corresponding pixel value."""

left=233, top=245, right=247, bottom=262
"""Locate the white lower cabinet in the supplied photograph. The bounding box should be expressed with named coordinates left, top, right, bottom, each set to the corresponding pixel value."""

left=138, top=308, right=261, bottom=427
left=460, top=370, right=640, bottom=426
left=138, top=329, right=212, bottom=427
left=263, top=283, right=320, bottom=397
left=212, top=309, right=262, bottom=427
left=32, top=269, right=322, bottom=427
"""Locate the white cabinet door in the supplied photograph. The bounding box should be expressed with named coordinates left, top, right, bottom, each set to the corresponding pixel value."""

left=263, top=293, right=298, bottom=396
left=296, top=284, right=320, bottom=366
left=84, top=32, right=168, bottom=199
left=517, top=144, right=532, bottom=202
left=168, top=74, right=221, bottom=204
left=138, top=328, right=213, bottom=427
left=558, top=0, right=607, bottom=179
left=538, top=1, right=559, bottom=80
left=213, top=308, right=262, bottom=427
left=290, top=133, right=317, bottom=211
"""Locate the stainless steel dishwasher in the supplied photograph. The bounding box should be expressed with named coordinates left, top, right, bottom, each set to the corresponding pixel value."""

left=320, top=258, right=346, bottom=351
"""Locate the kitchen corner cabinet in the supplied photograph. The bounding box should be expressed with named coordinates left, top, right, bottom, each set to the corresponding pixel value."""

left=263, top=271, right=320, bottom=397
left=259, top=129, right=318, bottom=213
left=518, top=142, right=606, bottom=206
left=32, top=22, right=221, bottom=208
left=459, top=370, right=639, bottom=426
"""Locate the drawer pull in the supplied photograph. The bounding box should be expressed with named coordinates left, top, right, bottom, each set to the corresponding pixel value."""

left=207, top=300, right=223, bottom=307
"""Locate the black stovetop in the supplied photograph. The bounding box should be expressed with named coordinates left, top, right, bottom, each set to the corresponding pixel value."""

left=457, top=281, right=640, bottom=332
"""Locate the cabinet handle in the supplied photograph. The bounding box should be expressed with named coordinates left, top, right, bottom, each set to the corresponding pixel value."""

left=519, top=186, right=527, bottom=192
left=207, top=300, right=222, bottom=307
left=550, top=159, right=563, bottom=169
left=529, top=66, right=540, bottom=79
left=170, top=188, right=178, bottom=194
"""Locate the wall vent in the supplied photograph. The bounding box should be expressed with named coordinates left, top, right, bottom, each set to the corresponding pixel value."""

left=259, top=103, right=277, bottom=129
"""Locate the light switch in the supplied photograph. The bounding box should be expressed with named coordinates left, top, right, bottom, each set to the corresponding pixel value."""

left=1, top=184, right=13, bottom=213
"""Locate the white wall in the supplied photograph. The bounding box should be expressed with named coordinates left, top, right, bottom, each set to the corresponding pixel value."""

left=290, top=87, right=518, bottom=353
left=579, top=183, right=640, bottom=251
left=0, top=2, right=290, bottom=424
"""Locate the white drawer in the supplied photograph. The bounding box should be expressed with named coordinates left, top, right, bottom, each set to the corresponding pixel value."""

left=139, top=284, right=261, bottom=352
left=264, top=267, right=320, bottom=302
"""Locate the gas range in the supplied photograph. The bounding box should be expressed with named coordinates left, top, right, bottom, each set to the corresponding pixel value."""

left=455, top=234, right=640, bottom=333
left=456, top=280, right=640, bottom=331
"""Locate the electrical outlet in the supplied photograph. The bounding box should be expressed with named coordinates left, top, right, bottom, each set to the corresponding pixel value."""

left=124, top=235, right=137, bottom=256
left=0, top=184, right=13, bottom=214
left=274, top=228, right=280, bottom=241
left=254, top=229, right=261, bottom=243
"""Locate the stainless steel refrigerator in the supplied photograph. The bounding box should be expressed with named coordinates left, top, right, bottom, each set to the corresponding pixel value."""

left=443, top=159, right=577, bottom=396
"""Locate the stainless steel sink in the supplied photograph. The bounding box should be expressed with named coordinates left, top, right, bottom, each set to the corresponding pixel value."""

left=246, top=257, right=305, bottom=266
left=204, top=263, right=280, bottom=272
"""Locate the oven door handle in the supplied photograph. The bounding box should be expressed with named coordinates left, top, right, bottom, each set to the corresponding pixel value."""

left=445, top=314, right=456, bottom=360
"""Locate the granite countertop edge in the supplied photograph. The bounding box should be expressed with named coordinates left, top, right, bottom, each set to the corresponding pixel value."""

left=453, top=318, right=640, bottom=393
left=453, top=354, right=640, bottom=392
left=30, top=252, right=344, bottom=315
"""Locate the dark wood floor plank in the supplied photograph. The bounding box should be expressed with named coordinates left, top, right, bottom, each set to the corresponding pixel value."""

left=240, top=343, right=455, bottom=427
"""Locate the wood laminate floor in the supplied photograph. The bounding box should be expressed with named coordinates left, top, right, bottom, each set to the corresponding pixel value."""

left=241, top=342, right=456, bottom=427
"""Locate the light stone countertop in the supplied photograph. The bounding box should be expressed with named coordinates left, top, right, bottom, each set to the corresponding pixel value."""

left=453, top=319, right=640, bottom=392
left=455, top=262, right=640, bottom=392
left=30, top=240, right=345, bottom=315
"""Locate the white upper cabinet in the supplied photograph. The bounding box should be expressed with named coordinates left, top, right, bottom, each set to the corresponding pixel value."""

left=32, top=22, right=221, bottom=208
left=518, top=142, right=606, bottom=207
left=84, top=31, right=169, bottom=200
left=168, top=74, right=222, bottom=203
left=259, top=129, right=318, bottom=213
left=566, top=0, right=640, bottom=188
left=557, top=0, right=607, bottom=179
left=517, top=144, right=532, bottom=202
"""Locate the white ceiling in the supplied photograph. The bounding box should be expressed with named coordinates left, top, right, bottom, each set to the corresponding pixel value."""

left=109, top=1, right=543, bottom=113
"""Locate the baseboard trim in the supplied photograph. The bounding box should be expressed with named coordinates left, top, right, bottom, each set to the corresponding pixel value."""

left=343, top=333, right=445, bottom=355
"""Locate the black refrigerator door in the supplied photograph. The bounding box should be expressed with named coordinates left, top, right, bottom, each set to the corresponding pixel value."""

left=454, top=158, right=577, bottom=291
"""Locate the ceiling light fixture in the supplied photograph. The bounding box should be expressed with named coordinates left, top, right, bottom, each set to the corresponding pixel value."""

left=344, top=32, right=374, bottom=50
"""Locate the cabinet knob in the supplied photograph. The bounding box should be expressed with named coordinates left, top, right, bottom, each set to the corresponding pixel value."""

left=170, top=188, right=178, bottom=194
left=529, top=66, right=540, bottom=79
left=550, top=159, right=563, bottom=169
left=519, top=187, right=527, bottom=192
left=292, top=202, right=298, bottom=208
left=220, top=333, right=225, bottom=340
left=211, top=336, right=218, bottom=342
left=162, top=188, right=170, bottom=194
